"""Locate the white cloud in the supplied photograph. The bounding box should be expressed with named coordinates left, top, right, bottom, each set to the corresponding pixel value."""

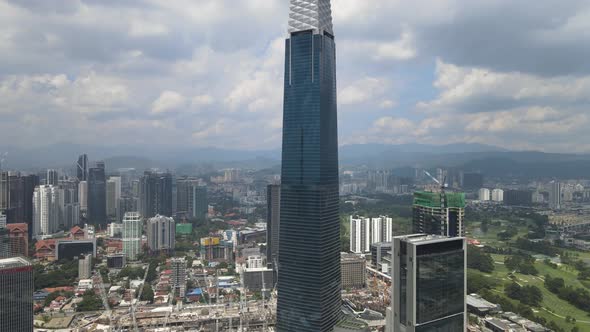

left=191, top=94, right=214, bottom=107
left=151, top=90, right=186, bottom=114
left=418, top=59, right=590, bottom=113
left=339, top=77, right=390, bottom=106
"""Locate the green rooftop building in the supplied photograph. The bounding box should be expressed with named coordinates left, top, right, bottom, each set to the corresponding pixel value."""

left=176, top=223, right=193, bottom=236
left=412, top=191, right=465, bottom=237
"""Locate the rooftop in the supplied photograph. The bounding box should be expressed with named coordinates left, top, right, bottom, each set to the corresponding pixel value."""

left=0, top=256, right=31, bottom=269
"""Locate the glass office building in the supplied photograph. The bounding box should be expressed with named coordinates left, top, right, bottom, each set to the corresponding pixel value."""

left=391, top=234, right=466, bottom=332
left=276, top=1, right=341, bottom=331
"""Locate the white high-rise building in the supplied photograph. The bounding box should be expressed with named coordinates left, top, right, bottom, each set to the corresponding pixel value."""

left=122, top=212, right=142, bottom=260
left=78, top=181, right=88, bottom=211
left=33, top=185, right=63, bottom=237
left=350, top=215, right=393, bottom=254
left=478, top=188, right=491, bottom=201
left=491, top=189, right=504, bottom=202
left=147, top=215, right=175, bottom=253
left=350, top=216, right=370, bottom=254
left=0, top=211, right=5, bottom=228
left=549, top=181, right=562, bottom=210
left=78, top=255, right=92, bottom=279
left=171, top=257, right=187, bottom=297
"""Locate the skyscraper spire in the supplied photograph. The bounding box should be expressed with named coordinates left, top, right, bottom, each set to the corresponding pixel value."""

left=288, top=0, right=334, bottom=35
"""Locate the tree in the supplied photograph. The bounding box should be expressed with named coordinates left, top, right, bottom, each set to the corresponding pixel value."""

left=467, top=245, right=495, bottom=273
left=505, top=282, right=521, bottom=299
left=76, top=290, right=103, bottom=312
left=140, top=284, right=154, bottom=303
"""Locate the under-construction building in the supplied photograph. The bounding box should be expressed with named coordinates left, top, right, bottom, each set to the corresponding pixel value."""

left=200, top=237, right=234, bottom=262
left=412, top=191, right=465, bottom=237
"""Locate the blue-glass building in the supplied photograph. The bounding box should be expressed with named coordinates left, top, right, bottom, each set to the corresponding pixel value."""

left=276, top=1, right=341, bottom=331
left=391, top=234, right=466, bottom=332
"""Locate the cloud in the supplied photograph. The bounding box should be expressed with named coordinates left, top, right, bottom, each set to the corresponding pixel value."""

left=151, top=90, right=186, bottom=114
left=339, top=77, right=390, bottom=106
left=418, top=59, right=590, bottom=113
left=0, top=0, right=590, bottom=153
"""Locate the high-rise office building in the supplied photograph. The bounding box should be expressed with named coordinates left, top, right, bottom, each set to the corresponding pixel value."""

left=0, top=171, right=8, bottom=210
left=110, top=177, right=122, bottom=220
left=46, top=169, right=59, bottom=186
left=23, top=174, right=39, bottom=238
left=549, top=181, right=562, bottom=210
left=88, top=165, right=106, bottom=225
left=170, top=257, right=187, bottom=297
left=77, top=154, right=88, bottom=182
left=192, top=185, right=208, bottom=221
left=122, top=212, right=142, bottom=260
left=61, top=179, right=80, bottom=228
left=139, top=171, right=173, bottom=218
left=266, top=184, right=280, bottom=266
left=388, top=234, right=466, bottom=332
left=33, top=185, right=63, bottom=237
left=0, top=257, right=33, bottom=332
left=106, top=179, right=117, bottom=219
left=412, top=191, right=465, bottom=237
left=5, top=173, right=24, bottom=224
left=277, top=1, right=341, bottom=330
left=79, top=180, right=88, bottom=212
left=147, top=215, right=175, bottom=254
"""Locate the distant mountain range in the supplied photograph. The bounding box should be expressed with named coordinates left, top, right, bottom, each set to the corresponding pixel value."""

left=1, top=142, right=589, bottom=179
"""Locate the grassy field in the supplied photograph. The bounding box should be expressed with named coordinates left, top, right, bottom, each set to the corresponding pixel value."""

left=477, top=253, right=590, bottom=331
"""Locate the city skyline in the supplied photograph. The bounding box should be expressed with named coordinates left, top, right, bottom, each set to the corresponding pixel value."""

left=0, top=1, right=589, bottom=152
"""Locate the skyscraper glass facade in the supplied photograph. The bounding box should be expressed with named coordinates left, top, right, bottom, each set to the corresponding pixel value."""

left=277, top=1, right=341, bottom=330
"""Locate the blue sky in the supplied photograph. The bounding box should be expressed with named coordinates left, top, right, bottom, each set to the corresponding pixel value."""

left=1, top=0, right=590, bottom=152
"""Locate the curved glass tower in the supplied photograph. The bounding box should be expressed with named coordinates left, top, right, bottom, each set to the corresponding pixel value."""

left=277, top=1, right=341, bottom=331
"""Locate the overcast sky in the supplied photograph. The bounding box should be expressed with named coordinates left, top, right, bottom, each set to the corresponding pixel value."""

left=1, top=0, right=589, bottom=152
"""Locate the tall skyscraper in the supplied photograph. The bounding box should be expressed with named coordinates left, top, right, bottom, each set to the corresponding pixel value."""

left=46, top=169, right=59, bottom=186
left=122, top=212, right=142, bottom=260
left=413, top=191, right=465, bottom=237
left=266, top=184, right=280, bottom=267
left=0, top=171, right=8, bottom=211
left=60, top=179, right=80, bottom=228
left=139, top=171, right=173, bottom=218
left=6, top=173, right=25, bottom=224
left=106, top=179, right=117, bottom=219
left=0, top=257, right=33, bottom=332
left=147, top=215, right=175, bottom=254
left=388, top=234, right=466, bottom=332
left=549, top=181, right=562, bottom=210
left=192, top=185, right=208, bottom=221
left=277, top=1, right=341, bottom=330
left=88, top=165, right=106, bottom=225
left=77, top=154, right=88, bottom=182
left=33, top=185, right=63, bottom=237
left=22, top=174, right=39, bottom=239
left=78, top=180, right=88, bottom=212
